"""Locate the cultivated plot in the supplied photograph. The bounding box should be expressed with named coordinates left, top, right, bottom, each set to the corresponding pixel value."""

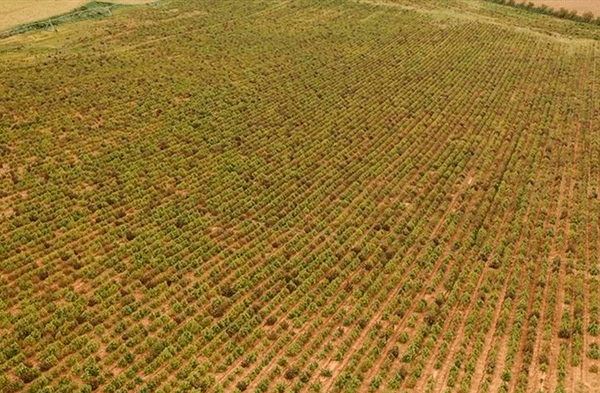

left=0, top=0, right=155, bottom=30
left=0, top=0, right=599, bottom=393
left=529, top=0, right=600, bottom=15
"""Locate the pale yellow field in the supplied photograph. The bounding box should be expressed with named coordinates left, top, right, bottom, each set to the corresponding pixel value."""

left=530, top=0, right=600, bottom=15
left=0, top=0, right=153, bottom=30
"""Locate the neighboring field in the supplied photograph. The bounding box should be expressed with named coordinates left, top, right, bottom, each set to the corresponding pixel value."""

left=529, top=1, right=600, bottom=15
left=1, top=0, right=600, bottom=392
left=0, top=0, right=87, bottom=30
left=0, top=0, right=154, bottom=30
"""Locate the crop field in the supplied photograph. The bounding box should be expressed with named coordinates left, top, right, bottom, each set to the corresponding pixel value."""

left=0, top=0, right=88, bottom=31
left=1, top=0, right=600, bottom=392
left=528, top=1, right=600, bottom=16
left=0, top=0, right=155, bottom=31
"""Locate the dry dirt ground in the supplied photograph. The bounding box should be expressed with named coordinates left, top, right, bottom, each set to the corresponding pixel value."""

left=0, top=0, right=153, bottom=30
left=529, top=0, right=600, bottom=15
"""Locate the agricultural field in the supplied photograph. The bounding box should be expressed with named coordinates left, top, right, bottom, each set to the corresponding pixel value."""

left=0, top=0, right=155, bottom=31
left=1, top=0, right=600, bottom=392
left=528, top=1, right=600, bottom=16
left=0, top=0, right=86, bottom=31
